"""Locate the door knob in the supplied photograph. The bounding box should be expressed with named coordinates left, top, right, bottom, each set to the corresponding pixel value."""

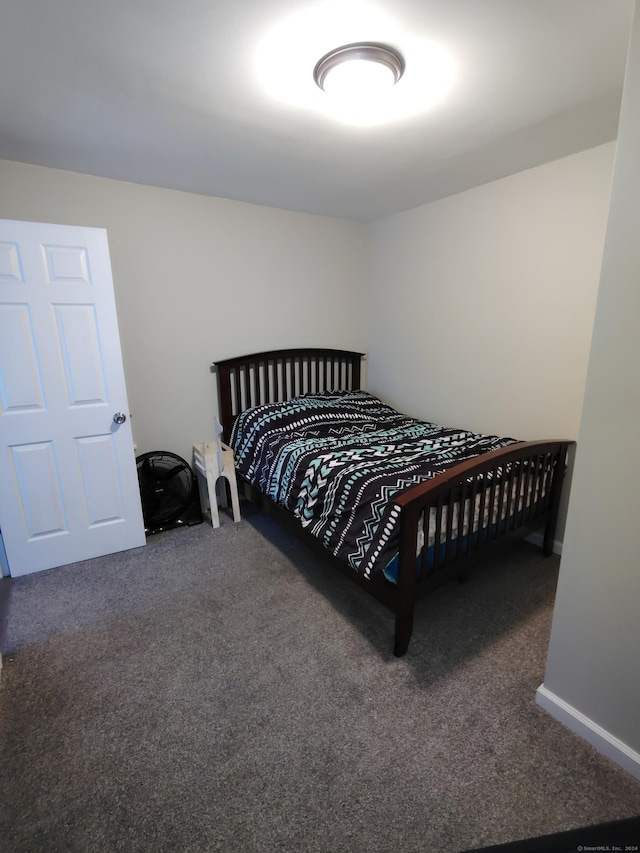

left=113, top=412, right=127, bottom=425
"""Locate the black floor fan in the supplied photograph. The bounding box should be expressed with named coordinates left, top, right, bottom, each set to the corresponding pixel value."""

left=136, top=451, right=202, bottom=535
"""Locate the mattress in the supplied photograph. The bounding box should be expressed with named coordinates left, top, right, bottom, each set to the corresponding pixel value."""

left=231, top=390, right=519, bottom=579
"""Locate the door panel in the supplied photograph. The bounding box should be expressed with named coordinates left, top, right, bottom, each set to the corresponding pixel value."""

left=42, top=244, right=91, bottom=284
left=76, top=434, right=125, bottom=526
left=0, top=219, right=145, bottom=576
left=0, top=303, right=45, bottom=411
left=54, top=304, right=107, bottom=406
left=0, top=241, right=23, bottom=281
left=11, top=441, right=67, bottom=538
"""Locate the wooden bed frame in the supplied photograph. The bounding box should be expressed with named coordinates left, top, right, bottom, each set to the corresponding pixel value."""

left=214, top=348, right=570, bottom=657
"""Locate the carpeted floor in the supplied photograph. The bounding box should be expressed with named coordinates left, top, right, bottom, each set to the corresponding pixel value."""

left=1, top=507, right=639, bottom=852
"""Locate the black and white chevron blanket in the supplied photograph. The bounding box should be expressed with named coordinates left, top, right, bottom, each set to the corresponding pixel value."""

left=230, top=391, right=516, bottom=579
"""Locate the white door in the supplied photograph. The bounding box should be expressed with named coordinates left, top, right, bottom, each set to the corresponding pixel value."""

left=0, top=219, right=145, bottom=577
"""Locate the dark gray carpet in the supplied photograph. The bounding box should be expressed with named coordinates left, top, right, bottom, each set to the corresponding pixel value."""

left=1, top=507, right=639, bottom=852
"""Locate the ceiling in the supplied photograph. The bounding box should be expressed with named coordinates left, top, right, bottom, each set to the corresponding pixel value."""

left=0, top=0, right=634, bottom=222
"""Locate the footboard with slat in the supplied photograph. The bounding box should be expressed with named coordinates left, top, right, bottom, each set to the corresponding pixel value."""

left=213, top=348, right=571, bottom=657
left=392, top=439, right=569, bottom=655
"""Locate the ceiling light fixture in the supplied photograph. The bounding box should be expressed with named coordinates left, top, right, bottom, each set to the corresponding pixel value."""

left=313, top=42, right=405, bottom=99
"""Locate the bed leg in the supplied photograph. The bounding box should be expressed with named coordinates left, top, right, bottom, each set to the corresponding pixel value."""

left=543, top=443, right=568, bottom=556
left=393, top=607, right=414, bottom=657
left=543, top=499, right=560, bottom=556
left=542, top=525, right=555, bottom=557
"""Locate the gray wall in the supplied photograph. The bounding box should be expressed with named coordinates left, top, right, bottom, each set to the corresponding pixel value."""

left=365, top=144, right=614, bottom=442
left=539, top=2, right=640, bottom=775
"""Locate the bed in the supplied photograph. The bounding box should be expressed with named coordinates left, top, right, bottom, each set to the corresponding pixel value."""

left=214, top=348, right=570, bottom=656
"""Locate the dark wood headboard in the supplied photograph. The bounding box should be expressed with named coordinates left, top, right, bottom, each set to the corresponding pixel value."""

left=213, top=348, right=365, bottom=442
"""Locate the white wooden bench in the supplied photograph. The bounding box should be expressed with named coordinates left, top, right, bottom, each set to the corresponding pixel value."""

left=192, top=439, right=241, bottom=528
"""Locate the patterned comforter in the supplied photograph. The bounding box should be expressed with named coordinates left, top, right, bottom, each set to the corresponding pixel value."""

left=230, top=391, right=516, bottom=579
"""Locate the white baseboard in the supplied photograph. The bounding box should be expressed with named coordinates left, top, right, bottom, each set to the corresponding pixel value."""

left=536, top=684, right=640, bottom=781
left=525, top=531, right=562, bottom=555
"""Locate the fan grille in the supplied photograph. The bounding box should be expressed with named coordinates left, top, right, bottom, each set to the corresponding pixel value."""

left=136, top=452, right=198, bottom=533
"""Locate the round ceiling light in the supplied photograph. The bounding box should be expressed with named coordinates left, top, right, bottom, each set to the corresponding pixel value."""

left=313, top=42, right=405, bottom=99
